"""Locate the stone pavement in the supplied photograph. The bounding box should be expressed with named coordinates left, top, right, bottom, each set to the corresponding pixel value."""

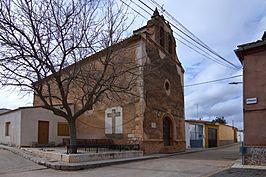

left=3, top=143, right=266, bottom=177
left=0, top=144, right=224, bottom=170
left=3, top=142, right=266, bottom=177
left=209, top=157, right=266, bottom=177
left=210, top=168, right=266, bottom=177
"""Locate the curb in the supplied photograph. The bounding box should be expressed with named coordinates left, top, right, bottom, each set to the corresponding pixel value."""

left=0, top=143, right=239, bottom=170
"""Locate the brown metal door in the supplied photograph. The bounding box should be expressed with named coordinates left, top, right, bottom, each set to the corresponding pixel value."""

left=163, top=118, right=171, bottom=146
left=38, top=121, right=49, bottom=144
left=208, top=128, right=217, bottom=147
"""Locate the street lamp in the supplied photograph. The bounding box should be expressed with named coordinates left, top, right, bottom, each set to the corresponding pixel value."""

left=228, top=82, right=243, bottom=85
left=229, top=80, right=244, bottom=164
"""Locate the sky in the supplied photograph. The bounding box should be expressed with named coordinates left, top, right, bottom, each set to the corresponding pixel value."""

left=0, top=0, right=266, bottom=129
left=161, top=0, right=266, bottom=129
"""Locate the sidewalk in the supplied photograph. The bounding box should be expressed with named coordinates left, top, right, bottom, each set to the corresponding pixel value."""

left=232, top=157, right=266, bottom=170
left=208, top=154, right=266, bottom=177
left=0, top=143, right=237, bottom=171
left=210, top=161, right=266, bottom=177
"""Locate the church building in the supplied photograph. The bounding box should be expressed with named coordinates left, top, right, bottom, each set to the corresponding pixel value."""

left=34, top=9, right=185, bottom=154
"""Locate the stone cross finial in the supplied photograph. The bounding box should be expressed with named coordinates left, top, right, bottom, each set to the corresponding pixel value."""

left=152, top=8, right=160, bottom=17
left=262, top=31, right=266, bottom=40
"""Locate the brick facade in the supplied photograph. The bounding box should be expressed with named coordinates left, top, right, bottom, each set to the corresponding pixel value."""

left=34, top=10, right=185, bottom=154
left=235, top=31, right=266, bottom=164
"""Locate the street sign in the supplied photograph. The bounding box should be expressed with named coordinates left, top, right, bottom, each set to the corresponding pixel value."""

left=246, top=97, right=257, bottom=105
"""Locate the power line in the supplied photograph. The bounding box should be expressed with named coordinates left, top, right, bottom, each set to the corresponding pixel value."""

left=139, top=0, right=242, bottom=70
left=184, top=75, right=243, bottom=87
left=148, top=0, right=209, bottom=49
left=173, top=31, right=238, bottom=70
left=119, top=0, right=148, bottom=20
left=129, top=0, right=151, bottom=17
left=136, top=0, right=153, bottom=12
left=170, top=22, right=241, bottom=70
left=120, top=0, right=242, bottom=71
left=147, top=0, right=242, bottom=70
left=124, top=0, right=219, bottom=68
left=177, top=38, right=236, bottom=69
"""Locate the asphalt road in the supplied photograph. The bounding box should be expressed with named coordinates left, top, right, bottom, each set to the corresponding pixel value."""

left=0, top=144, right=243, bottom=177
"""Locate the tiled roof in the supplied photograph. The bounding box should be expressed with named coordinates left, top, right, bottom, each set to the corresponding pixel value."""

left=185, top=119, right=238, bottom=129
left=237, top=31, right=266, bottom=48
left=235, top=31, right=266, bottom=62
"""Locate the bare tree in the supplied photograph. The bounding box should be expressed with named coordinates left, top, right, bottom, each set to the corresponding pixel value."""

left=0, top=0, right=139, bottom=153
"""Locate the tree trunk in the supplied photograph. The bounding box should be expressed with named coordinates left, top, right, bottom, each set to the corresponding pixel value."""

left=68, top=118, right=77, bottom=154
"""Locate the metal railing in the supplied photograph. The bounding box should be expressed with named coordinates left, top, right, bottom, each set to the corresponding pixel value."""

left=66, top=144, right=140, bottom=154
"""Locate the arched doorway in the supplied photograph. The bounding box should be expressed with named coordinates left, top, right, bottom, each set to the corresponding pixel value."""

left=163, top=117, right=172, bottom=146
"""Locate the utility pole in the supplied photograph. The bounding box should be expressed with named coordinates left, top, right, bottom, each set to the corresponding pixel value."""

left=196, top=104, right=198, bottom=119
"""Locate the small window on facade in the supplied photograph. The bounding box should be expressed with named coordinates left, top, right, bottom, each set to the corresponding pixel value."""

left=58, top=122, right=69, bottom=136
left=168, top=35, right=173, bottom=54
left=5, top=122, right=10, bottom=136
left=160, top=27, right=165, bottom=47
left=164, top=79, right=171, bottom=96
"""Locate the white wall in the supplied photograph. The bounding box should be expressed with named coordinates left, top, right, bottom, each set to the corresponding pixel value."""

left=237, top=131, right=244, bottom=143
left=185, top=122, right=206, bottom=149
left=0, top=110, right=22, bottom=146
left=185, top=122, right=190, bottom=149
left=20, top=107, right=69, bottom=146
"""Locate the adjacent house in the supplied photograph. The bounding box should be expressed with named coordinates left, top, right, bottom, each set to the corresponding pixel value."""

left=0, top=108, right=10, bottom=114
left=0, top=107, right=70, bottom=147
left=235, top=31, right=266, bottom=165
left=33, top=9, right=186, bottom=154
left=185, top=120, right=205, bottom=149
left=185, top=120, right=237, bottom=149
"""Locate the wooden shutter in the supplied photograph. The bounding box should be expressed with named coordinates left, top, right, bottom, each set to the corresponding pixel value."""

left=57, top=122, right=69, bottom=136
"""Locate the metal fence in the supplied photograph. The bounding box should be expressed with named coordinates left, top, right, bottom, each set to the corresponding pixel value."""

left=66, top=144, right=140, bottom=154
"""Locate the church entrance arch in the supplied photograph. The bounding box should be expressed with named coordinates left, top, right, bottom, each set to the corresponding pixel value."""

left=163, top=117, right=172, bottom=146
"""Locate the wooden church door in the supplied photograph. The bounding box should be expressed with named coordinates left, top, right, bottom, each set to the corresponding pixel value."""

left=163, top=117, right=171, bottom=146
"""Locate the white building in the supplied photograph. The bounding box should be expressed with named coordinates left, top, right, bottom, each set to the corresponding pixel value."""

left=237, top=130, right=244, bottom=143
left=0, top=107, right=69, bottom=147
left=185, top=121, right=205, bottom=149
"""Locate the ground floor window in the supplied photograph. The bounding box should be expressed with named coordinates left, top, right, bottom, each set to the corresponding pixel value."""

left=58, top=122, right=69, bottom=136
left=5, top=122, right=10, bottom=136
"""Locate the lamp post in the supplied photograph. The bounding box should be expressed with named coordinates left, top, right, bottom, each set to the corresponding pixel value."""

left=229, top=81, right=244, bottom=164
left=228, top=82, right=243, bottom=85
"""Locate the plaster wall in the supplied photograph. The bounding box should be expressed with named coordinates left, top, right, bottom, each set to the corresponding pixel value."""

left=185, top=122, right=190, bottom=149
left=218, top=124, right=235, bottom=146
left=0, top=110, right=21, bottom=146
left=20, top=107, right=69, bottom=146
left=243, top=49, right=266, bottom=146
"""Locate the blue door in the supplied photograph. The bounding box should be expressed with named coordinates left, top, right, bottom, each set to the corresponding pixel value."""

left=190, top=124, right=203, bottom=148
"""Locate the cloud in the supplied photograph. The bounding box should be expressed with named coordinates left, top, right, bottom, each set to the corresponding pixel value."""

left=155, top=0, right=265, bottom=129
left=0, top=0, right=265, bottom=130
left=0, top=87, right=33, bottom=109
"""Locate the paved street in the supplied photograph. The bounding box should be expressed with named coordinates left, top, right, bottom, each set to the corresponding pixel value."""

left=0, top=144, right=256, bottom=177
left=0, top=149, right=47, bottom=175
left=210, top=168, right=266, bottom=177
